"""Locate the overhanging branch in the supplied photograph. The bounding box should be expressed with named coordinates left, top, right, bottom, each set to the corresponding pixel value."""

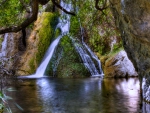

left=0, top=0, right=76, bottom=34
left=0, top=0, right=38, bottom=34
left=51, top=0, right=75, bottom=16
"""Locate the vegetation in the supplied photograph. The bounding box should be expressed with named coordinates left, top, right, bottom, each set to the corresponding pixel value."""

left=35, top=13, right=58, bottom=65
left=27, top=12, right=58, bottom=73
left=0, top=0, right=122, bottom=55
left=0, top=0, right=25, bottom=27
left=0, top=87, right=23, bottom=113
left=0, top=0, right=141, bottom=112
left=47, top=35, right=90, bottom=78
left=69, top=0, right=122, bottom=55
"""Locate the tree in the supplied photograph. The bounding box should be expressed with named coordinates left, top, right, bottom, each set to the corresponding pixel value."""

left=0, top=0, right=107, bottom=34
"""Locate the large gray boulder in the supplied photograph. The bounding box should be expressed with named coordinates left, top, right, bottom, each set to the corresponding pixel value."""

left=104, top=50, right=137, bottom=77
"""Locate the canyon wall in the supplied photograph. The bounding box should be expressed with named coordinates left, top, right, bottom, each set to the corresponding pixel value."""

left=110, top=0, right=150, bottom=101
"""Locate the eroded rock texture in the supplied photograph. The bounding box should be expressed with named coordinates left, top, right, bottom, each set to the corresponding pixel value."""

left=110, top=0, right=150, bottom=101
left=104, top=50, right=137, bottom=78
left=16, top=12, right=58, bottom=75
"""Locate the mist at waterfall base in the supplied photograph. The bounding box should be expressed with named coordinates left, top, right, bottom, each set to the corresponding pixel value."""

left=23, top=3, right=103, bottom=78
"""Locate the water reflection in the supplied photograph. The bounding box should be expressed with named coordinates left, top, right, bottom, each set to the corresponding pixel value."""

left=7, top=78, right=150, bottom=113
left=101, top=78, right=140, bottom=113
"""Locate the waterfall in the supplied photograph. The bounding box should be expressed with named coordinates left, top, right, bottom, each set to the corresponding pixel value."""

left=72, top=18, right=103, bottom=76
left=72, top=38, right=103, bottom=76
left=0, top=33, right=8, bottom=57
left=82, top=42, right=103, bottom=75
left=35, top=35, right=62, bottom=77
left=25, top=2, right=72, bottom=78
left=20, top=1, right=103, bottom=78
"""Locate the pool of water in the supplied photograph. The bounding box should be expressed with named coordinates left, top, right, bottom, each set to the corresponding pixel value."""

left=5, top=77, right=148, bottom=113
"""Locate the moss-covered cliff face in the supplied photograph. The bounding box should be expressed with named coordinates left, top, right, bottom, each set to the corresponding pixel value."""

left=110, top=0, right=150, bottom=101
left=45, top=36, right=90, bottom=78
left=16, top=12, right=58, bottom=75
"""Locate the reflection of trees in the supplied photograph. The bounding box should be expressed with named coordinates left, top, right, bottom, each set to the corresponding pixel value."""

left=101, top=78, right=140, bottom=113
left=10, top=78, right=144, bottom=113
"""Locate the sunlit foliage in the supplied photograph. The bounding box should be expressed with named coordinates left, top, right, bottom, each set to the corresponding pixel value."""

left=0, top=0, right=29, bottom=27
left=70, top=0, right=121, bottom=55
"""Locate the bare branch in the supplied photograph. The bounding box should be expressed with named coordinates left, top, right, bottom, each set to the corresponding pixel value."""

left=0, top=0, right=76, bottom=34
left=0, top=0, right=38, bottom=34
left=51, top=0, right=75, bottom=16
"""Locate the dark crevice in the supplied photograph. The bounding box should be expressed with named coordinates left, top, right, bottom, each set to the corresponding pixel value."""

left=22, top=29, right=26, bottom=47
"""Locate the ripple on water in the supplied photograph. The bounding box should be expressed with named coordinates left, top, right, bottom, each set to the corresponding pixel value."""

left=8, top=77, right=149, bottom=113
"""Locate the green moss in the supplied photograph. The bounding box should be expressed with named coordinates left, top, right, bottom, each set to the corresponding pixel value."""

left=70, top=16, right=80, bottom=36
left=54, top=28, right=61, bottom=39
left=29, top=58, right=36, bottom=74
left=27, top=12, right=58, bottom=73
left=0, top=37, right=3, bottom=47
left=109, top=47, right=124, bottom=56
left=35, top=12, right=58, bottom=65
left=46, top=36, right=90, bottom=78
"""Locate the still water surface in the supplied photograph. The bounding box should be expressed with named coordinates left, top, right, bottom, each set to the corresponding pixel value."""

left=6, top=77, right=147, bottom=113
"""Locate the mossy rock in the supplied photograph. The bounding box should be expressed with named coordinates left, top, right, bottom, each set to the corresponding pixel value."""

left=45, top=36, right=90, bottom=78
left=17, top=12, right=58, bottom=75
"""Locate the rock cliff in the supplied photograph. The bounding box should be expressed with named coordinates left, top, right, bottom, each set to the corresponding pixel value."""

left=110, top=0, right=150, bottom=101
left=16, top=12, right=58, bottom=75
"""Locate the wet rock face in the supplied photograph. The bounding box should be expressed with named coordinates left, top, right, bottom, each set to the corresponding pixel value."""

left=104, top=50, right=137, bottom=78
left=16, top=12, right=58, bottom=75
left=0, top=33, right=21, bottom=70
left=110, top=0, right=150, bottom=101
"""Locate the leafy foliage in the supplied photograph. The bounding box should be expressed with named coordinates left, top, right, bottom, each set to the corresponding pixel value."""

left=46, top=35, right=90, bottom=78
left=70, top=0, right=121, bottom=55
left=0, top=88, right=23, bottom=113
left=27, top=12, right=58, bottom=74
left=0, top=0, right=27, bottom=27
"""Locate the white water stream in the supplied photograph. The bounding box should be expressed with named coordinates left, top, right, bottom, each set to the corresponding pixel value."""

left=74, top=19, right=103, bottom=77
left=25, top=2, right=72, bottom=78
left=0, top=33, right=8, bottom=57
left=21, top=1, right=103, bottom=78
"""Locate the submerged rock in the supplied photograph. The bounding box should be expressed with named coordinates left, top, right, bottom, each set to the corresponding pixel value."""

left=104, top=50, right=137, bottom=78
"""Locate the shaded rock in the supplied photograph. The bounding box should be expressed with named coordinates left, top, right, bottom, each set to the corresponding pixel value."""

left=0, top=32, right=22, bottom=70
left=16, top=12, right=58, bottom=75
left=110, top=0, right=150, bottom=101
left=104, top=50, right=137, bottom=77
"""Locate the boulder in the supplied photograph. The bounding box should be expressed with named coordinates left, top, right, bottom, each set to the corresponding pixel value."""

left=104, top=50, right=137, bottom=77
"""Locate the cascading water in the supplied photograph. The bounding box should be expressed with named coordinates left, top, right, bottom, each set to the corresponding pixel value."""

left=34, top=35, right=62, bottom=77
left=71, top=18, right=103, bottom=76
left=82, top=41, right=104, bottom=75
left=72, top=38, right=103, bottom=76
left=81, top=29, right=103, bottom=76
left=0, top=33, right=8, bottom=57
left=21, top=1, right=103, bottom=78
left=25, top=2, right=72, bottom=78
